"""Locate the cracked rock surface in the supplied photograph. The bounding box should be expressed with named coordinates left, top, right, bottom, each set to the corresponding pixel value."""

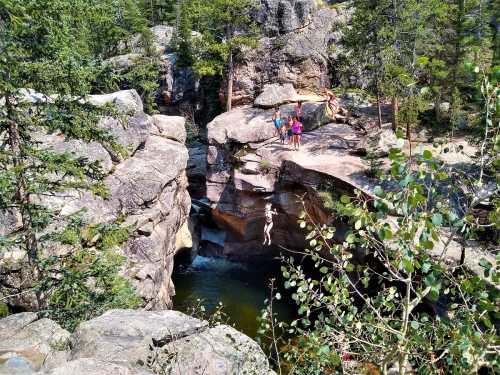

left=0, top=310, right=272, bottom=375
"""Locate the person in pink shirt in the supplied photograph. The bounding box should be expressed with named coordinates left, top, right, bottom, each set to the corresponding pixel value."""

left=291, top=116, right=303, bottom=151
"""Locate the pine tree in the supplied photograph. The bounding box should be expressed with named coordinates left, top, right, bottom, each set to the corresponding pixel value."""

left=0, top=0, right=139, bottom=319
left=178, top=0, right=259, bottom=111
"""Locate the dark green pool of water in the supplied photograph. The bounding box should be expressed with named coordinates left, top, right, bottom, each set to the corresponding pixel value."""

left=172, top=255, right=295, bottom=338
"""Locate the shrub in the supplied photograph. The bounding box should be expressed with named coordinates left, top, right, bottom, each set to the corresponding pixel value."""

left=37, top=217, right=141, bottom=331
left=261, top=139, right=499, bottom=374
left=259, top=159, right=273, bottom=174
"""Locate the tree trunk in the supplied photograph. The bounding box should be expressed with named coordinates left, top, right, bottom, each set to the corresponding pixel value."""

left=226, top=48, right=234, bottom=112
left=376, top=80, right=383, bottom=129
left=452, top=0, right=465, bottom=92
left=7, top=94, right=41, bottom=308
left=391, top=97, right=399, bottom=132
left=435, top=93, right=442, bottom=123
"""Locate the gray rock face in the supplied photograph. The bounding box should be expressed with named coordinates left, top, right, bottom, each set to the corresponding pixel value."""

left=207, top=106, right=276, bottom=145
left=254, top=83, right=298, bottom=108
left=119, top=25, right=175, bottom=55
left=0, top=92, right=191, bottom=311
left=0, top=313, right=70, bottom=373
left=107, top=27, right=198, bottom=110
left=187, top=142, right=208, bottom=199
left=88, top=90, right=144, bottom=115
left=222, top=1, right=351, bottom=107
left=45, top=359, right=153, bottom=375
left=152, top=324, right=271, bottom=375
left=206, top=101, right=327, bottom=147
left=0, top=310, right=271, bottom=375
left=70, top=309, right=207, bottom=365
left=106, top=53, right=143, bottom=72
left=255, top=0, right=318, bottom=36
left=151, top=115, right=187, bottom=143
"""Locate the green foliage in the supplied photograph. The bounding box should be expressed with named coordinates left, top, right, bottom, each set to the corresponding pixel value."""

left=343, top=0, right=496, bottom=129
left=137, top=0, right=177, bottom=26
left=259, top=159, right=273, bottom=174
left=102, top=55, right=160, bottom=114
left=38, top=248, right=141, bottom=332
left=362, top=150, right=384, bottom=178
left=185, top=299, right=231, bottom=328
left=37, top=217, right=140, bottom=332
left=262, top=136, right=499, bottom=374
left=0, top=303, right=8, bottom=318
left=175, top=0, right=259, bottom=77
left=0, top=0, right=141, bottom=324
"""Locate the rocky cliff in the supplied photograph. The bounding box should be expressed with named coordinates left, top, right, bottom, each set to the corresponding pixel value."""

left=223, top=0, right=352, bottom=107
left=0, top=90, right=191, bottom=311
left=106, top=1, right=352, bottom=118
left=0, top=309, right=271, bottom=375
left=205, top=88, right=378, bottom=259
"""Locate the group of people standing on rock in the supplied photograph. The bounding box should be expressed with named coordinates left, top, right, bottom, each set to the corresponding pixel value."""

left=270, top=89, right=346, bottom=151
left=272, top=101, right=304, bottom=151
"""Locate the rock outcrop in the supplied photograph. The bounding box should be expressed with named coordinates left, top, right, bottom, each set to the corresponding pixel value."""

left=0, top=310, right=272, bottom=375
left=0, top=312, right=71, bottom=374
left=222, top=1, right=352, bottom=107
left=106, top=25, right=199, bottom=112
left=254, top=83, right=299, bottom=108
left=205, top=98, right=497, bottom=282
left=0, top=90, right=191, bottom=311
left=205, top=98, right=371, bottom=259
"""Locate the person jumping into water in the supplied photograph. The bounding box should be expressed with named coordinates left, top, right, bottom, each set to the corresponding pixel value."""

left=263, top=203, right=278, bottom=246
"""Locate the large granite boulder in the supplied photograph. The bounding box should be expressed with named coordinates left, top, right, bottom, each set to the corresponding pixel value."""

left=151, top=115, right=186, bottom=144
left=0, top=313, right=70, bottom=374
left=0, top=310, right=272, bottom=375
left=46, top=359, right=153, bottom=375
left=69, top=309, right=270, bottom=375
left=119, top=25, right=175, bottom=54
left=254, top=83, right=298, bottom=108
left=106, top=53, right=143, bottom=72
left=207, top=106, right=276, bottom=145
left=206, top=101, right=326, bottom=147
left=70, top=309, right=207, bottom=365
left=88, top=90, right=144, bottom=115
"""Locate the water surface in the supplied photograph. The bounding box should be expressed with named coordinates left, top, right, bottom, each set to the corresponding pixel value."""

left=172, top=255, right=295, bottom=338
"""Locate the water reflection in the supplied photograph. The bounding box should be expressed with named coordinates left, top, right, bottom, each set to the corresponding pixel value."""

left=172, top=255, right=294, bottom=338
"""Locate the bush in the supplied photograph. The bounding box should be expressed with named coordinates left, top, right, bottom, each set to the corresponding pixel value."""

left=259, top=159, right=273, bottom=174
left=0, top=303, right=8, bottom=318
left=37, top=217, right=141, bottom=331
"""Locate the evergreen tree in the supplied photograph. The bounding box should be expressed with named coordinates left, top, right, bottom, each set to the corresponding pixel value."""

left=138, top=0, right=177, bottom=26
left=0, top=0, right=139, bottom=319
left=178, top=0, right=259, bottom=111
